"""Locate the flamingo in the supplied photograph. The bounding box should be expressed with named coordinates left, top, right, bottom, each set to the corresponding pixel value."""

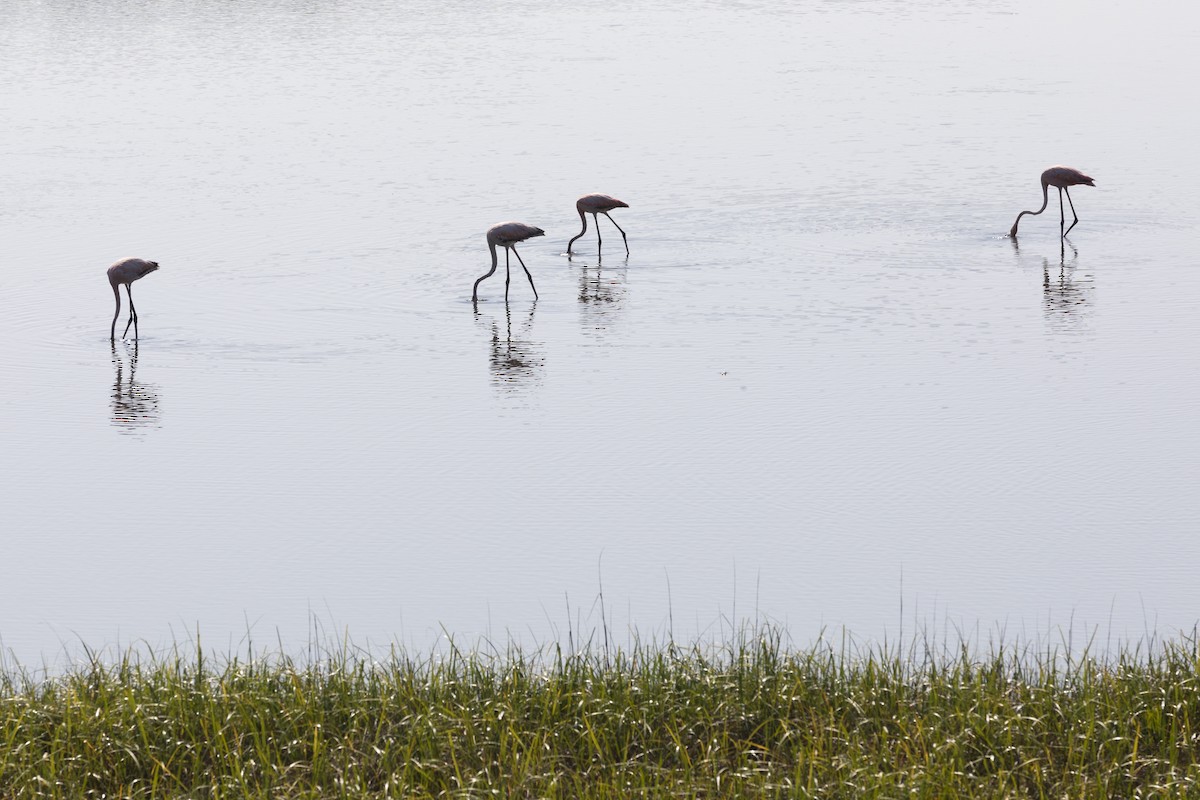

left=107, top=257, right=160, bottom=341
left=472, top=222, right=544, bottom=302
left=1009, top=166, right=1095, bottom=238
left=567, top=194, right=630, bottom=255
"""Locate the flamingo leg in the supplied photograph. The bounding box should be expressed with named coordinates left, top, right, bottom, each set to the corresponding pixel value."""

left=1063, top=187, right=1080, bottom=236
left=1057, top=187, right=1065, bottom=236
left=122, top=284, right=138, bottom=339
left=504, top=247, right=511, bottom=302
left=511, top=246, right=538, bottom=300
left=594, top=213, right=602, bottom=254
left=603, top=212, right=629, bottom=254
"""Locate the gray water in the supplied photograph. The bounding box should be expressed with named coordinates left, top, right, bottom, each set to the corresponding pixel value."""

left=2, top=0, right=1199, bottom=665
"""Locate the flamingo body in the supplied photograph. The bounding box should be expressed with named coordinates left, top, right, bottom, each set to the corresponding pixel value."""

left=1010, top=166, right=1095, bottom=238
left=473, top=222, right=545, bottom=302
left=568, top=193, right=630, bottom=255
left=487, top=222, right=546, bottom=249
left=1041, top=166, right=1095, bottom=190
left=107, top=257, right=160, bottom=341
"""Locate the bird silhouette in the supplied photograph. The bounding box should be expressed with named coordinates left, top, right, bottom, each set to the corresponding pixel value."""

left=1010, top=166, right=1095, bottom=238
left=107, top=257, right=160, bottom=341
left=473, top=222, right=544, bottom=302
left=567, top=194, right=630, bottom=255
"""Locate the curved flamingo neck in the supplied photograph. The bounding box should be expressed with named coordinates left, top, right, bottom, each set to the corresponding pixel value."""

left=1010, top=180, right=1049, bottom=236
left=567, top=207, right=588, bottom=251
left=473, top=241, right=501, bottom=302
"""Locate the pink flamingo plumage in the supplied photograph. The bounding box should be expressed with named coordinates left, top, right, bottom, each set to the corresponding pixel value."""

left=107, top=257, right=160, bottom=341
left=1010, top=166, right=1096, bottom=238
left=567, top=194, right=630, bottom=255
left=473, top=222, right=544, bottom=302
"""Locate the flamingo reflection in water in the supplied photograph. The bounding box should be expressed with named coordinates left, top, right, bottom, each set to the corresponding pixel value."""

left=576, top=258, right=628, bottom=333
left=111, top=342, right=161, bottom=434
left=475, top=302, right=544, bottom=391
left=1042, top=240, right=1094, bottom=335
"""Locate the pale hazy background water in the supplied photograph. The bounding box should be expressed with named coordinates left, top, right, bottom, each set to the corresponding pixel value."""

left=2, top=0, right=1199, bottom=665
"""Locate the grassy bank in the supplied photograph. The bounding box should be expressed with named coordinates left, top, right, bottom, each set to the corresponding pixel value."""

left=2, top=631, right=1199, bottom=798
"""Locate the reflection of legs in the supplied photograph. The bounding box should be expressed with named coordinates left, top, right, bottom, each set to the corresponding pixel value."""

left=512, top=246, right=538, bottom=300
left=604, top=212, right=629, bottom=254
left=1063, top=187, right=1080, bottom=236
left=505, top=302, right=513, bottom=360
left=122, top=285, right=139, bottom=339
left=112, top=342, right=124, bottom=395
left=504, top=248, right=511, bottom=302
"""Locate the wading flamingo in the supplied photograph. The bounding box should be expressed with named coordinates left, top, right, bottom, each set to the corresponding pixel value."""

left=1010, top=166, right=1095, bottom=238
left=567, top=194, right=630, bottom=255
left=107, top=257, right=160, bottom=341
left=473, top=222, right=544, bottom=302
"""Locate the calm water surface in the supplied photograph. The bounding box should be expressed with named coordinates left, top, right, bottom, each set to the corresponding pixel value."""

left=2, top=0, right=1199, bottom=664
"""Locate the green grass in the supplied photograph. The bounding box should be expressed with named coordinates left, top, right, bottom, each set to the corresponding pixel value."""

left=2, top=629, right=1200, bottom=798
